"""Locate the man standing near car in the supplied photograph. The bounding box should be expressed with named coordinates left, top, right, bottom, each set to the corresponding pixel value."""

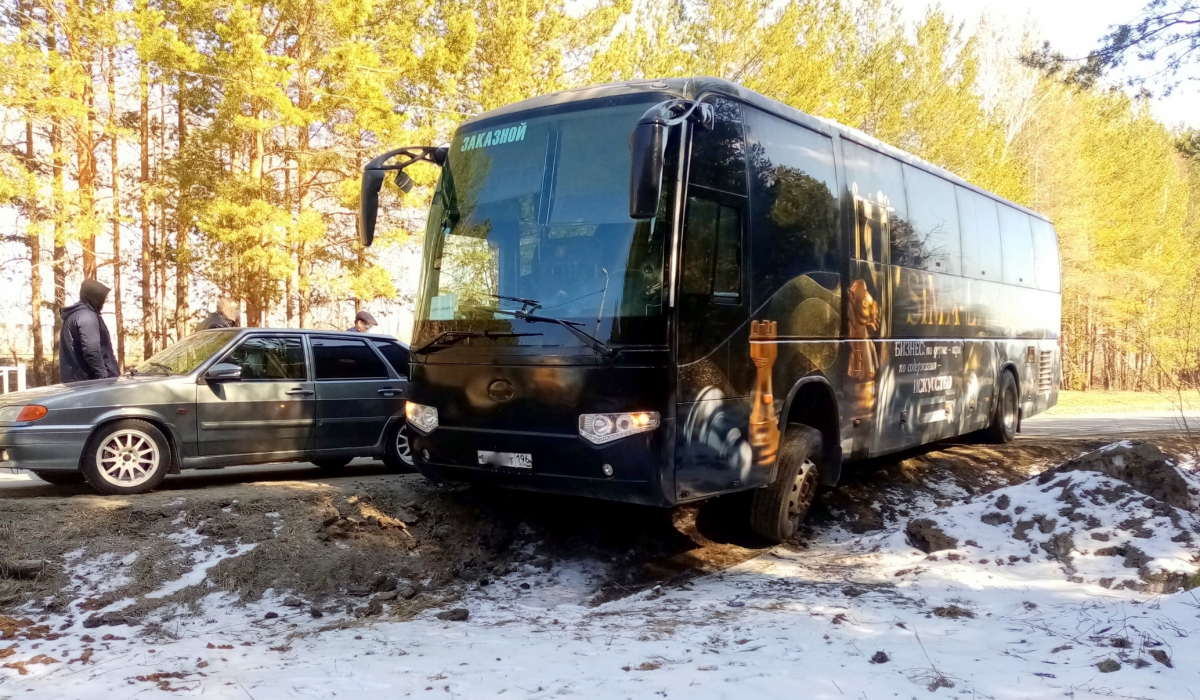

left=59, top=279, right=120, bottom=383
left=348, top=310, right=378, bottom=333
left=196, top=297, right=239, bottom=332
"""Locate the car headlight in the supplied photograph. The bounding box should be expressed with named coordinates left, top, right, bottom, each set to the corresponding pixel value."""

left=0, top=405, right=46, bottom=423
left=579, top=411, right=659, bottom=444
left=405, top=402, right=439, bottom=434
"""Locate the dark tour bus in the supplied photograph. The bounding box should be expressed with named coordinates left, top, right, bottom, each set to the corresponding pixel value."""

left=359, top=77, right=1060, bottom=542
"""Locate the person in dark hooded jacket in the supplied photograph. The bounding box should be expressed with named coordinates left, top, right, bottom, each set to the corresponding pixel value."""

left=196, top=297, right=239, bottom=332
left=59, top=279, right=120, bottom=383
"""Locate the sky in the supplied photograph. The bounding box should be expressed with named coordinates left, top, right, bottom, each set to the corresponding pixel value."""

left=895, top=0, right=1200, bottom=128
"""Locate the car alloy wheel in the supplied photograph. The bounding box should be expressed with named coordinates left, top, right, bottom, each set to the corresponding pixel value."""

left=95, top=428, right=161, bottom=488
left=396, top=423, right=413, bottom=466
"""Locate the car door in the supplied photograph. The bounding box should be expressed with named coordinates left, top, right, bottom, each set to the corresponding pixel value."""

left=311, top=336, right=405, bottom=452
left=196, top=334, right=314, bottom=458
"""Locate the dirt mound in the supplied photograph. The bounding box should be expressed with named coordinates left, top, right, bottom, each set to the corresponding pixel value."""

left=1038, top=441, right=1197, bottom=510
left=0, top=469, right=770, bottom=633
left=901, top=442, right=1200, bottom=593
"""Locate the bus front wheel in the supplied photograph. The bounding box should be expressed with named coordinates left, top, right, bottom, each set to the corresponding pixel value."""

left=750, top=424, right=822, bottom=543
left=985, top=371, right=1018, bottom=444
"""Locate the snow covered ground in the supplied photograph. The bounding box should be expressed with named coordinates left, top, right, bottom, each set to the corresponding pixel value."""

left=3, top=449, right=1200, bottom=698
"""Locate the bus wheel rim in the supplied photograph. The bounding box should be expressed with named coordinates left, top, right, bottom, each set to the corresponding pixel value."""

left=786, top=459, right=818, bottom=525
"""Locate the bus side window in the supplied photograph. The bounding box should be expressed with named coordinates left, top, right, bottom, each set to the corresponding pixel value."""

left=741, top=107, right=839, bottom=307
left=1030, top=218, right=1061, bottom=293
left=900, top=165, right=961, bottom=274
left=998, top=204, right=1035, bottom=287
left=956, top=187, right=1003, bottom=281
left=841, top=140, right=907, bottom=266
left=689, top=98, right=747, bottom=196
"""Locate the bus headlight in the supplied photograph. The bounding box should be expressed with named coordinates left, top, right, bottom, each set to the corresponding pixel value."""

left=405, top=402, right=439, bottom=434
left=579, top=411, right=659, bottom=444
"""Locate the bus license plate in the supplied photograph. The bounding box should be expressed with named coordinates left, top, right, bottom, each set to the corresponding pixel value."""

left=478, top=451, right=532, bottom=469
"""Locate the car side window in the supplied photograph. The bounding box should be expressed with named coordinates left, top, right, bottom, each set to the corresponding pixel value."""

left=371, top=340, right=410, bottom=378
left=222, top=336, right=306, bottom=380
left=312, top=338, right=391, bottom=380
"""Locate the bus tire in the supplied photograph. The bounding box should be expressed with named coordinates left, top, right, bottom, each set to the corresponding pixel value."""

left=750, top=424, right=822, bottom=543
left=985, top=371, right=1018, bottom=444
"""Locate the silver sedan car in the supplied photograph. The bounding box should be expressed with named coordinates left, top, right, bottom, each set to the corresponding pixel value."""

left=0, top=328, right=413, bottom=494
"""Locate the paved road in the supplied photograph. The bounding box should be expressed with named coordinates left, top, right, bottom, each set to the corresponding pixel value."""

left=1020, top=411, right=1200, bottom=438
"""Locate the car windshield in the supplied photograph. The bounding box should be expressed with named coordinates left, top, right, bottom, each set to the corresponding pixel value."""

left=133, top=330, right=238, bottom=375
left=414, top=94, right=673, bottom=349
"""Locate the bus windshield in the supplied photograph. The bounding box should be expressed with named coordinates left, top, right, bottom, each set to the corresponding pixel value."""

left=415, top=95, right=672, bottom=349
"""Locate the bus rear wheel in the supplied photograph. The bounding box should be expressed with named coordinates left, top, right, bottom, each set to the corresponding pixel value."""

left=750, top=424, right=822, bottom=544
left=985, top=371, right=1018, bottom=444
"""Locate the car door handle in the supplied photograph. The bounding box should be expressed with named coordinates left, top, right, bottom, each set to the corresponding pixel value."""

left=378, top=388, right=402, bottom=397
left=285, top=388, right=314, bottom=396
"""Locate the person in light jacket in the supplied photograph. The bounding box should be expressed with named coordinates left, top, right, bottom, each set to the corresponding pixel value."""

left=58, top=279, right=120, bottom=383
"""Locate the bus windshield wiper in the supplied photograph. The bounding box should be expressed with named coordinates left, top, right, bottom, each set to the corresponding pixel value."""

left=412, top=329, right=542, bottom=355
left=491, top=307, right=617, bottom=359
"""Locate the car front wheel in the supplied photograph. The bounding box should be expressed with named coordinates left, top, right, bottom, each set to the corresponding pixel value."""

left=383, top=421, right=415, bottom=472
left=81, top=419, right=171, bottom=495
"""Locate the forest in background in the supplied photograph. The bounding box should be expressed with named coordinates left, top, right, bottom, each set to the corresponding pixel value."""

left=0, top=0, right=1197, bottom=389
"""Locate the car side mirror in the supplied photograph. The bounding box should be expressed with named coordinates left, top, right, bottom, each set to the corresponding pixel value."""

left=629, top=121, right=665, bottom=219
left=205, top=363, right=242, bottom=382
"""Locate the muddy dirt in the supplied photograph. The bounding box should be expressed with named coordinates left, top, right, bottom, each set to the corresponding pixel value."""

left=0, top=433, right=1188, bottom=626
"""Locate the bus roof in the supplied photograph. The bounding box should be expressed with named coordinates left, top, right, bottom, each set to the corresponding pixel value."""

left=460, top=76, right=1051, bottom=224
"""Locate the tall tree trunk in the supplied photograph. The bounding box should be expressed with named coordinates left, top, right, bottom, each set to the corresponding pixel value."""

left=25, top=119, right=44, bottom=387
left=108, top=41, right=124, bottom=368
left=68, top=12, right=98, bottom=281
left=140, top=62, right=153, bottom=358
left=175, top=74, right=189, bottom=337
left=297, top=38, right=312, bottom=328
left=158, top=82, right=169, bottom=343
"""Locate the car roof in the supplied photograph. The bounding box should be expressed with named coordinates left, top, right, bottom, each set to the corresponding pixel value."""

left=199, top=328, right=408, bottom=348
left=458, top=76, right=1050, bottom=224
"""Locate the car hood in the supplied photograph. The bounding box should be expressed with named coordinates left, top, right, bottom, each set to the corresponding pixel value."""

left=0, top=374, right=174, bottom=407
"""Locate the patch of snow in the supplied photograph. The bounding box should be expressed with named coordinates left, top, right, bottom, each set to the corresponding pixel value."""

left=144, top=542, right=257, bottom=599
left=897, top=469, right=1200, bottom=590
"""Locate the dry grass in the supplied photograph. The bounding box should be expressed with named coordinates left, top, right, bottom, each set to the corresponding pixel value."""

left=1048, top=390, right=1200, bottom=416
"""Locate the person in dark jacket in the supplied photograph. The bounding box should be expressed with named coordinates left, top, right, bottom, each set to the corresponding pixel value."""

left=348, top=310, right=378, bottom=333
left=59, top=279, right=120, bottom=383
left=196, top=297, right=239, bottom=332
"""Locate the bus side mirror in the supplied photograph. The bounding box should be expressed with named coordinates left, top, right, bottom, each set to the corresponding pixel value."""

left=359, top=168, right=387, bottom=246
left=629, top=121, right=665, bottom=219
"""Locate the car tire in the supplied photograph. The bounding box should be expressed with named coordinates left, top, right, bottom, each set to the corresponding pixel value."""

left=312, top=458, right=352, bottom=470
left=382, top=421, right=415, bottom=472
left=81, top=419, right=171, bottom=495
left=31, top=471, right=85, bottom=486
left=985, top=371, right=1018, bottom=444
left=750, top=424, right=822, bottom=544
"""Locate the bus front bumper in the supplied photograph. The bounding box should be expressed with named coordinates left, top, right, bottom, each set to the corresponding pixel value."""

left=408, top=421, right=675, bottom=507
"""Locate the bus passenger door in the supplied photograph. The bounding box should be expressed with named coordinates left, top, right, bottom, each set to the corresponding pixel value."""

left=674, top=96, right=754, bottom=500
